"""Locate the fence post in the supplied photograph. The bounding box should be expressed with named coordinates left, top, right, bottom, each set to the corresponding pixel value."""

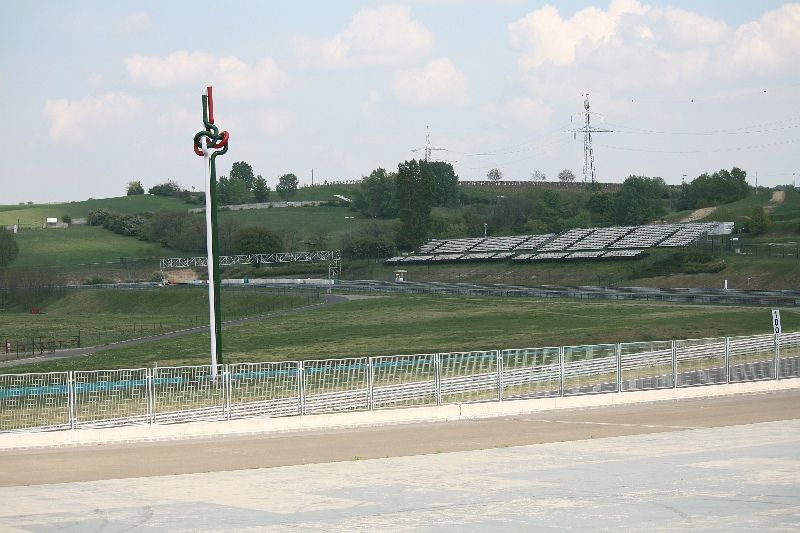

left=67, top=371, right=76, bottom=430
left=146, top=368, right=154, bottom=425
left=559, top=346, right=565, bottom=397
left=223, top=364, right=232, bottom=420
left=434, top=353, right=442, bottom=406
left=367, top=357, right=375, bottom=410
left=724, top=337, right=730, bottom=384
left=671, top=340, right=677, bottom=388
left=297, top=361, right=306, bottom=415
left=496, top=350, right=503, bottom=401
left=774, top=333, right=780, bottom=380
left=615, top=343, right=622, bottom=393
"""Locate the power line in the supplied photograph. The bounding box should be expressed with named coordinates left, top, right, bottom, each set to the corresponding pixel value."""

left=595, top=137, right=800, bottom=155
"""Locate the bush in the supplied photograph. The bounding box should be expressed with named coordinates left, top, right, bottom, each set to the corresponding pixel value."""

left=232, top=226, right=283, bottom=255
left=342, top=224, right=397, bottom=259
left=61, top=214, right=72, bottom=224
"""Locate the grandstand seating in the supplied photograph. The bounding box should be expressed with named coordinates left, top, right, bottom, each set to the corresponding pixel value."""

left=385, top=222, right=723, bottom=265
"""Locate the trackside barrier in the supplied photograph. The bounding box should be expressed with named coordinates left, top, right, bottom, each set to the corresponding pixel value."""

left=1, top=331, right=798, bottom=432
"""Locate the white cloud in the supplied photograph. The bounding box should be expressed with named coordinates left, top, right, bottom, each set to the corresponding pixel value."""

left=298, top=5, right=434, bottom=69
left=391, top=58, right=470, bottom=105
left=508, top=1, right=800, bottom=93
left=119, top=12, right=151, bottom=33
left=157, top=104, right=196, bottom=132
left=506, top=97, right=553, bottom=127
left=125, top=51, right=289, bottom=100
left=43, top=92, right=143, bottom=142
left=258, top=108, right=292, bottom=137
left=728, top=4, right=800, bottom=74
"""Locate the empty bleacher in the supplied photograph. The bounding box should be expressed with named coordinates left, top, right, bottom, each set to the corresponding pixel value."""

left=385, top=222, right=723, bottom=265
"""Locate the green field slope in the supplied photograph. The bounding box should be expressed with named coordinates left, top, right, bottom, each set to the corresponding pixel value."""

left=4, top=294, right=797, bottom=373
left=0, top=195, right=187, bottom=225
left=11, top=225, right=178, bottom=268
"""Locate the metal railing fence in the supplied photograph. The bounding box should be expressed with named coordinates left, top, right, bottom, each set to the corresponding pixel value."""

left=1, top=330, right=798, bottom=433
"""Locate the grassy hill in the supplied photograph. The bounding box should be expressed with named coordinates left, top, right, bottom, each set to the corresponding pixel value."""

left=4, top=293, right=797, bottom=373
left=0, top=195, right=187, bottom=225
left=220, top=205, right=389, bottom=249
left=0, top=286, right=321, bottom=353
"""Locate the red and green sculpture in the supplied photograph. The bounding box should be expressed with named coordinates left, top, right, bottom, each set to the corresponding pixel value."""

left=193, top=87, right=229, bottom=374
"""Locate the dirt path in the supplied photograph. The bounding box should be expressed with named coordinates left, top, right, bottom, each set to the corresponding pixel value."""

left=0, top=294, right=351, bottom=368
left=680, top=206, right=717, bottom=222
left=766, top=190, right=786, bottom=213
left=1, top=389, right=796, bottom=486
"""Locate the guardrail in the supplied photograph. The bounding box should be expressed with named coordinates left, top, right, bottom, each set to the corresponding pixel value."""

left=160, top=251, right=341, bottom=270
left=1, top=331, right=797, bottom=433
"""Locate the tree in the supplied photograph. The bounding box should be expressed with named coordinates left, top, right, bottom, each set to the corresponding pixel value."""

left=428, top=161, right=459, bottom=206
left=126, top=181, right=144, bottom=196
left=486, top=168, right=503, bottom=182
left=0, top=229, right=19, bottom=268
left=276, top=173, right=299, bottom=199
left=558, top=169, right=577, bottom=183
left=232, top=226, right=283, bottom=255
left=252, top=175, right=270, bottom=202
left=530, top=170, right=547, bottom=182
left=217, top=175, right=249, bottom=205
left=148, top=180, right=183, bottom=197
left=229, top=161, right=256, bottom=192
left=341, top=223, right=397, bottom=259
left=396, top=159, right=435, bottom=250
left=61, top=214, right=72, bottom=224
left=747, top=207, right=771, bottom=235
left=683, top=167, right=750, bottom=209
left=614, top=176, right=668, bottom=225
left=353, top=168, right=397, bottom=218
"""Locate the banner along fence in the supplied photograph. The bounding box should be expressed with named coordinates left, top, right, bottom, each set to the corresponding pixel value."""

left=1, top=331, right=798, bottom=433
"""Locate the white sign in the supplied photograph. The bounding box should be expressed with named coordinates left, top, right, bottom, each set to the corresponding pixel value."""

left=772, top=309, right=782, bottom=335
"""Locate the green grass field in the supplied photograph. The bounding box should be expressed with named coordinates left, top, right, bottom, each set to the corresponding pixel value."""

left=0, top=286, right=320, bottom=353
left=220, top=205, right=388, bottom=249
left=4, top=293, right=797, bottom=374
left=0, top=195, right=188, bottom=226
left=11, top=225, right=179, bottom=268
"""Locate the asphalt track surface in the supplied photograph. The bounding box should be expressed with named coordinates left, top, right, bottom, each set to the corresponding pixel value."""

left=1, top=389, right=798, bottom=487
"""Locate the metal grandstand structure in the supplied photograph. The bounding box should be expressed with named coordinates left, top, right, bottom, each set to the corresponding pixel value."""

left=161, top=250, right=341, bottom=271
left=387, top=222, right=728, bottom=265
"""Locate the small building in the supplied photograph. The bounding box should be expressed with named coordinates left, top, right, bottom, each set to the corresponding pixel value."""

left=45, top=218, right=59, bottom=228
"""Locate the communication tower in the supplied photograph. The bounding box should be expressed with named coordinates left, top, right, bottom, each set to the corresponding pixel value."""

left=573, top=94, right=612, bottom=184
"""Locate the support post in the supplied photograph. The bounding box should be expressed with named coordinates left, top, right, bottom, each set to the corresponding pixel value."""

left=146, top=368, right=154, bottom=425
left=615, top=343, right=622, bottom=392
left=434, top=353, right=442, bottom=406
left=367, top=357, right=375, bottom=410
left=724, top=337, right=730, bottom=384
left=774, top=333, right=781, bottom=380
left=496, top=350, right=504, bottom=401
left=193, top=86, right=229, bottom=380
left=223, top=364, right=232, bottom=420
left=297, top=361, right=306, bottom=415
left=67, top=371, right=76, bottom=430
left=559, top=346, right=565, bottom=397
left=671, top=340, right=677, bottom=388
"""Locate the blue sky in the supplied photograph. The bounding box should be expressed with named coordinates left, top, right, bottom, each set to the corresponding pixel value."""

left=1, top=1, right=798, bottom=203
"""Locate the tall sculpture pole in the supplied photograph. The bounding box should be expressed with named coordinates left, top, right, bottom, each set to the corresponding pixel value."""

left=193, top=87, right=229, bottom=378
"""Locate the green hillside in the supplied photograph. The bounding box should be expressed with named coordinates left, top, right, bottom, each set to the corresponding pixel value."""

left=12, top=225, right=177, bottom=267
left=0, top=195, right=187, bottom=225
left=220, top=206, right=389, bottom=249
left=4, top=294, right=797, bottom=373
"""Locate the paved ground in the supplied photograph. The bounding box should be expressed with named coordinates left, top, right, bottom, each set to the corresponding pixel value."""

left=0, top=390, right=798, bottom=530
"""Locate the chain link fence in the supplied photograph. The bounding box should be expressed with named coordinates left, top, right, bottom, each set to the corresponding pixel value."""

left=1, top=331, right=798, bottom=432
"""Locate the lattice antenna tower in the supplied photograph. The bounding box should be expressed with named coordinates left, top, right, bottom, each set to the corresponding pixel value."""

left=412, top=125, right=446, bottom=162
left=572, top=94, right=612, bottom=184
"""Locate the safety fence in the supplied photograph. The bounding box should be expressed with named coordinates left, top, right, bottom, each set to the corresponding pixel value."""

left=1, top=331, right=798, bottom=433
